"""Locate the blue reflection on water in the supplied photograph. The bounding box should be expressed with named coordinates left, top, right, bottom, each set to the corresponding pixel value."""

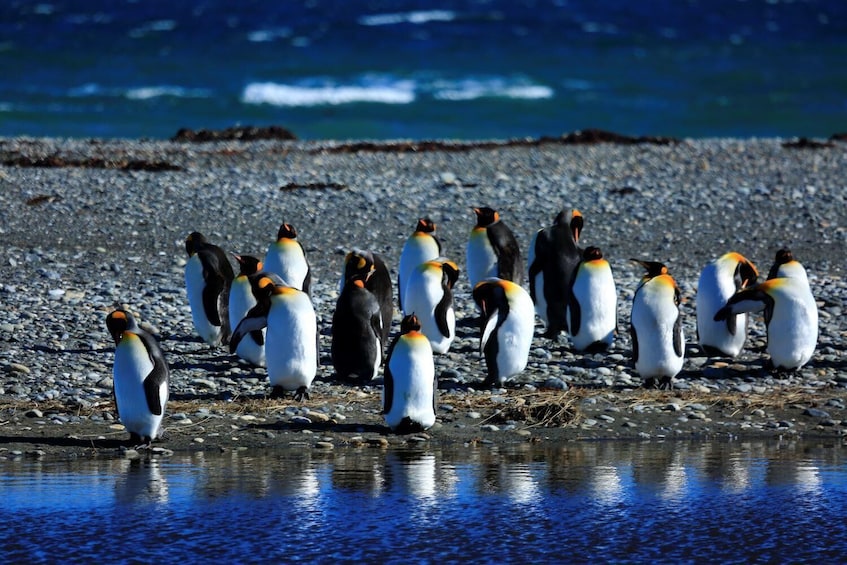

left=2, top=440, right=846, bottom=563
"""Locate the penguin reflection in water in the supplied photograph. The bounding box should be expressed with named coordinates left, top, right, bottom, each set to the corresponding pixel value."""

left=106, top=309, right=169, bottom=447
left=472, top=278, right=535, bottom=388
left=383, top=314, right=437, bottom=433
left=184, top=231, right=234, bottom=347
left=630, top=260, right=685, bottom=389
left=230, top=277, right=317, bottom=400
left=715, top=249, right=817, bottom=373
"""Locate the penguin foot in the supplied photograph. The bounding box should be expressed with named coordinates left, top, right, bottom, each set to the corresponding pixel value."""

left=642, top=376, right=674, bottom=390
left=293, top=386, right=310, bottom=402
left=270, top=386, right=287, bottom=400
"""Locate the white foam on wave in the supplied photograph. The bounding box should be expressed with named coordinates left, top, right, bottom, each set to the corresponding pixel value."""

left=358, top=10, right=456, bottom=26
left=432, top=78, right=553, bottom=101
left=242, top=81, right=415, bottom=106
left=125, top=86, right=212, bottom=100
left=246, top=27, right=292, bottom=42
left=128, top=19, right=177, bottom=38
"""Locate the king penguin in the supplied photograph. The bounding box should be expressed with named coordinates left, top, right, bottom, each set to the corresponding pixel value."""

left=567, top=246, right=617, bottom=352
left=466, top=207, right=522, bottom=288
left=228, top=254, right=284, bottom=367
left=767, top=248, right=809, bottom=286
left=341, top=249, right=393, bottom=347
left=332, top=271, right=384, bottom=383
left=472, top=277, right=535, bottom=388
left=106, top=309, right=169, bottom=446
left=383, top=313, right=437, bottom=433
left=263, top=222, right=311, bottom=294
left=398, top=217, right=442, bottom=315
left=630, top=260, right=685, bottom=389
left=715, top=271, right=818, bottom=372
left=402, top=258, right=460, bottom=354
left=528, top=208, right=583, bottom=337
left=184, top=231, right=234, bottom=346
left=696, top=251, right=759, bottom=357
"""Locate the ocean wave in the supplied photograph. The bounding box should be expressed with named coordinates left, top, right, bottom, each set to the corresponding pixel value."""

left=125, top=86, right=212, bottom=100
left=246, top=27, right=292, bottom=43
left=432, top=79, right=553, bottom=101
left=358, top=10, right=456, bottom=26
left=242, top=82, right=415, bottom=106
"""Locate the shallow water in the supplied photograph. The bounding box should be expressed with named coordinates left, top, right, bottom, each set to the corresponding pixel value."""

left=2, top=440, right=846, bottom=563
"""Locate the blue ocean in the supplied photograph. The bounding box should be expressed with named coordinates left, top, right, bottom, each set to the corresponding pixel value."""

left=1, top=0, right=845, bottom=141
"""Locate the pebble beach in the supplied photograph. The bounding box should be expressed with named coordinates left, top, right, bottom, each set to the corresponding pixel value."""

left=1, top=134, right=846, bottom=460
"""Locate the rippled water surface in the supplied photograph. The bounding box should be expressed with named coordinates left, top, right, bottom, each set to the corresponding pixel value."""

left=2, top=440, right=846, bottom=563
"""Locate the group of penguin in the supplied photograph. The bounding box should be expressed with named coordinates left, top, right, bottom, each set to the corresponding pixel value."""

left=105, top=206, right=819, bottom=446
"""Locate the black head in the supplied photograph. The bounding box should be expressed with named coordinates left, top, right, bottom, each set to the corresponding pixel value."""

left=277, top=223, right=297, bottom=239
left=233, top=254, right=263, bottom=277
left=583, top=246, right=603, bottom=261
left=472, top=207, right=499, bottom=227
left=768, top=248, right=794, bottom=280
left=415, top=218, right=436, bottom=233
left=400, top=313, right=422, bottom=334
left=631, top=259, right=669, bottom=279
left=106, top=309, right=135, bottom=345
left=185, top=231, right=208, bottom=256
left=442, top=260, right=460, bottom=290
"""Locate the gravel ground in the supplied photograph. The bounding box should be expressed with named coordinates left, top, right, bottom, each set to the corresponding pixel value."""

left=0, top=136, right=846, bottom=460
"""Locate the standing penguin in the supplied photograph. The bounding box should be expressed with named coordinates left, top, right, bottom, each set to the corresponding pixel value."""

left=106, top=309, right=169, bottom=446
left=696, top=251, right=759, bottom=357
left=630, top=260, right=685, bottom=389
left=184, top=231, right=234, bottom=346
left=231, top=277, right=318, bottom=399
left=332, top=271, right=384, bottom=383
left=715, top=276, right=818, bottom=372
left=567, top=246, right=617, bottom=352
left=340, top=249, right=393, bottom=347
left=472, top=277, right=535, bottom=388
left=263, top=222, right=311, bottom=294
left=383, top=313, right=437, bottom=433
left=398, top=218, right=442, bottom=314
left=402, top=258, right=460, bottom=354
left=528, top=208, right=583, bottom=337
left=466, top=207, right=522, bottom=288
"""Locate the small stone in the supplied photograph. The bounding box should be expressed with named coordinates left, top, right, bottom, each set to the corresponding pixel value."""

left=803, top=408, right=831, bottom=419
left=315, top=441, right=334, bottom=449
left=480, top=424, right=500, bottom=432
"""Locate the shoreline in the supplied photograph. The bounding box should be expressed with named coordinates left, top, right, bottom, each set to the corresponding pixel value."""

left=1, top=136, right=846, bottom=460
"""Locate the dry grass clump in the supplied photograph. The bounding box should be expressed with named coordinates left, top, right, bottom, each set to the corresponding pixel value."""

left=486, top=391, right=582, bottom=428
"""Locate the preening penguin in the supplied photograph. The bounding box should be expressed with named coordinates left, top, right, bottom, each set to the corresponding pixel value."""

left=696, top=251, right=758, bottom=357
left=228, top=254, right=283, bottom=367
left=402, top=258, right=460, bottom=354
left=528, top=208, right=583, bottom=337
left=383, top=313, right=437, bottom=433
left=106, top=309, right=170, bottom=446
left=472, top=277, right=535, bottom=388
left=263, top=222, right=311, bottom=294
left=184, top=231, right=234, bottom=346
left=341, top=249, right=393, bottom=347
left=630, top=260, right=685, bottom=389
left=332, top=271, right=384, bottom=383
left=715, top=276, right=818, bottom=372
left=567, top=246, right=617, bottom=352
left=398, top=218, right=442, bottom=314
left=231, top=278, right=318, bottom=400
left=466, top=207, right=522, bottom=287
